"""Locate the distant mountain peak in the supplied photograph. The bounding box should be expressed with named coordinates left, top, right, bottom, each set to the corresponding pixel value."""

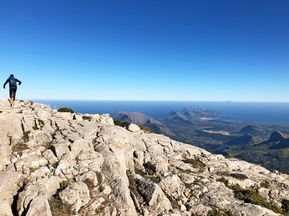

left=115, top=111, right=174, bottom=136
left=116, top=111, right=161, bottom=125
left=225, top=134, right=256, bottom=146
left=239, top=125, right=263, bottom=136
left=167, top=108, right=218, bottom=122
left=269, top=131, right=289, bottom=142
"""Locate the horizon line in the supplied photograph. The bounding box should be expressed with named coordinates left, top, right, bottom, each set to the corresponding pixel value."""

left=26, top=98, right=289, bottom=104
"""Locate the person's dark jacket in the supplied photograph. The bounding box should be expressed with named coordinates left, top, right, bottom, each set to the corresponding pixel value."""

left=3, top=75, right=22, bottom=89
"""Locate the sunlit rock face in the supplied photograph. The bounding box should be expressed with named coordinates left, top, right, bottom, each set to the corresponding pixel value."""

left=0, top=99, right=289, bottom=216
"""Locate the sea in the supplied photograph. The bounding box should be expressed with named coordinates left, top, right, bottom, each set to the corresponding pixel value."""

left=35, top=100, right=289, bottom=125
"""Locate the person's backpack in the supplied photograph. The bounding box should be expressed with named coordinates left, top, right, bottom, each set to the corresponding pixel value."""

left=10, top=77, right=17, bottom=88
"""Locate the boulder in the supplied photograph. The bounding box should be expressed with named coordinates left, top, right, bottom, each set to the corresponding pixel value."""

left=159, top=175, right=184, bottom=200
left=59, top=181, right=90, bottom=213
left=135, top=175, right=172, bottom=212
left=0, top=172, right=22, bottom=216
left=25, top=195, right=52, bottom=216
left=128, top=124, right=140, bottom=132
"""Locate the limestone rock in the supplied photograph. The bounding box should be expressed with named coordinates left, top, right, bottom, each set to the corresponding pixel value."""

left=25, top=195, right=52, bottom=216
left=0, top=172, right=22, bottom=216
left=0, top=202, right=14, bottom=216
left=159, top=175, right=184, bottom=200
left=42, top=149, right=58, bottom=164
left=17, top=176, right=60, bottom=215
left=59, top=181, right=90, bottom=213
left=0, top=99, right=289, bottom=216
left=128, top=123, right=140, bottom=132
left=78, top=170, right=99, bottom=187
left=135, top=175, right=172, bottom=212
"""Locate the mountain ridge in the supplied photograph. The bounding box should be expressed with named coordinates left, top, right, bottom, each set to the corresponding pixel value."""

left=0, top=99, right=289, bottom=215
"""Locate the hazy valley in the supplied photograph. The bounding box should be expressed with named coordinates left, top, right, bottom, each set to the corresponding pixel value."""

left=115, top=109, right=289, bottom=174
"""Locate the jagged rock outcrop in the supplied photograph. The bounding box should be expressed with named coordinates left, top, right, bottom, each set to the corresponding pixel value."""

left=0, top=99, right=289, bottom=216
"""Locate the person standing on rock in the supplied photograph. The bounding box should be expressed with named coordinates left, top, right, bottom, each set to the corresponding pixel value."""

left=3, top=74, right=22, bottom=107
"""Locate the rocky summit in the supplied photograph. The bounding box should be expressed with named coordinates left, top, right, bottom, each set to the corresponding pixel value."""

left=1, top=99, right=289, bottom=216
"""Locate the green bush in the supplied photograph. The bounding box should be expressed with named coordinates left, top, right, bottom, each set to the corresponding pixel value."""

left=231, top=184, right=282, bottom=214
left=52, top=162, right=59, bottom=169
left=22, top=131, right=30, bottom=143
left=134, top=165, right=161, bottom=183
left=82, top=116, right=92, bottom=121
left=113, top=119, right=130, bottom=129
left=49, top=181, right=71, bottom=216
left=217, top=179, right=284, bottom=214
left=230, top=173, right=248, bottom=180
left=207, top=208, right=233, bottom=216
left=32, top=120, right=39, bottom=130
left=139, top=125, right=152, bottom=133
left=282, top=199, right=289, bottom=213
left=183, top=158, right=206, bottom=172
left=12, top=143, right=29, bottom=153
left=127, top=171, right=142, bottom=201
left=58, top=180, right=70, bottom=193
left=260, top=180, right=270, bottom=189
left=49, top=196, right=70, bottom=216
left=217, top=177, right=229, bottom=186
left=58, top=107, right=74, bottom=113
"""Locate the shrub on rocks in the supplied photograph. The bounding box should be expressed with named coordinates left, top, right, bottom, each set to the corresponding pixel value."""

left=82, top=116, right=92, bottom=121
left=58, top=108, right=74, bottom=113
left=229, top=184, right=282, bottom=214
left=58, top=180, right=70, bottom=193
left=260, top=180, right=270, bottom=189
left=230, top=173, right=248, bottom=180
left=139, top=125, right=152, bottom=133
left=49, top=196, right=70, bottom=216
left=113, top=119, right=129, bottom=129
left=12, top=143, right=29, bottom=153
left=282, top=199, right=289, bottom=213
left=207, top=208, right=233, bottom=216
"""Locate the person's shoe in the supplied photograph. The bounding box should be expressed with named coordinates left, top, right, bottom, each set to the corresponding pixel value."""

left=8, top=98, right=12, bottom=107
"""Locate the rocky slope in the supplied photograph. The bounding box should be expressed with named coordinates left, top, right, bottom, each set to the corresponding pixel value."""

left=0, top=99, right=289, bottom=216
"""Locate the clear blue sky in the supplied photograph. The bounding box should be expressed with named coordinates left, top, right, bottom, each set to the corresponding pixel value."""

left=0, top=0, right=288, bottom=101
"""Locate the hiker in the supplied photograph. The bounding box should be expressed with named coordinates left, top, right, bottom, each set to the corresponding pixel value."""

left=3, top=74, right=22, bottom=106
